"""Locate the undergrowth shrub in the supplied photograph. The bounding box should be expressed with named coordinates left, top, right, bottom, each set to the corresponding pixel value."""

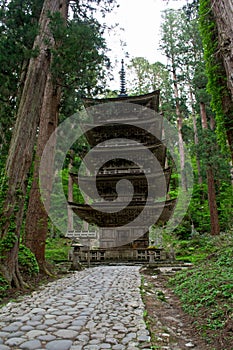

left=0, top=274, right=10, bottom=301
left=169, top=232, right=233, bottom=344
left=18, top=244, right=39, bottom=276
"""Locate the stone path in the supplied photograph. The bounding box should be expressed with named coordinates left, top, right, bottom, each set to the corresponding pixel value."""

left=0, top=266, right=151, bottom=350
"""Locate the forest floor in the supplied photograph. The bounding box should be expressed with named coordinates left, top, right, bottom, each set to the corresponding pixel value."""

left=141, top=266, right=233, bottom=350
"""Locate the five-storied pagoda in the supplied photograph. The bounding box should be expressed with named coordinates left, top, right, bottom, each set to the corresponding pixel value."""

left=69, top=60, right=175, bottom=262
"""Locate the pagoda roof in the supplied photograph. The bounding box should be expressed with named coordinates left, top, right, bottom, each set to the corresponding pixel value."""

left=68, top=199, right=176, bottom=227
left=83, top=90, right=160, bottom=111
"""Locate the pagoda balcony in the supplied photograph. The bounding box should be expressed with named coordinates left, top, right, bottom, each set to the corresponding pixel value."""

left=79, top=142, right=167, bottom=172
left=82, top=117, right=163, bottom=148
left=70, top=168, right=171, bottom=201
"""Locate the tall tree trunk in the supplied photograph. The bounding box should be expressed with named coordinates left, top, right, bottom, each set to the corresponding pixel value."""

left=189, top=86, right=203, bottom=184
left=211, top=0, right=233, bottom=97
left=24, top=1, right=68, bottom=271
left=24, top=73, right=61, bottom=271
left=172, top=68, right=187, bottom=190
left=200, top=102, right=220, bottom=235
left=0, top=0, right=65, bottom=287
left=210, top=0, right=233, bottom=161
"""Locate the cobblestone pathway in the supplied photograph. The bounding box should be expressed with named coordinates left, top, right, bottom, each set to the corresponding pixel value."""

left=0, top=266, right=151, bottom=350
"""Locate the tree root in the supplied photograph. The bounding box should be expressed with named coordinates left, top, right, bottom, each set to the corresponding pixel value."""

left=39, top=261, right=56, bottom=277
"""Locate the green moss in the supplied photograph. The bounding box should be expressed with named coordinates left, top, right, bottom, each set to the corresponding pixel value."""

left=0, top=232, right=17, bottom=259
left=0, top=273, right=10, bottom=301
left=199, top=0, right=229, bottom=152
left=18, top=245, right=39, bottom=276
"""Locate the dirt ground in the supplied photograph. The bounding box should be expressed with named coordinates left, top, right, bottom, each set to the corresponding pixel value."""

left=141, top=266, right=232, bottom=350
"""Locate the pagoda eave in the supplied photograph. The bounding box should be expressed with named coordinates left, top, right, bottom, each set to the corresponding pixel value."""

left=68, top=199, right=176, bottom=227
left=83, top=90, right=160, bottom=111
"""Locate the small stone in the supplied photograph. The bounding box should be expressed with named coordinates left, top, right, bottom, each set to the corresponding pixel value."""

left=30, top=308, right=45, bottom=314
left=46, top=340, right=73, bottom=350
left=5, top=337, right=25, bottom=346
left=77, top=334, right=90, bottom=342
left=112, top=345, right=124, bottom=350
left=54, top=323, right=69, bottom=329
left=35, top=324, right=47, bottom=330
left=21, top=326, right=34, bottom=331
left=138, top=335, right=151, bottom=342
left=45, top=314, right=57, bottom=319
left=54, top=329, right=78, bottom=339
left=185, top=342, right=195, bottom=348
left=0, top=333, right=9, bottom=338
left=0, top=345, right=11, bottom=350
left=6, top=331, right=24, bottom=338
left=25, top=330, right=47, bottom=338
left=26, top=321, right=41, bottom=326
left=105, top=338, right=118, bottom=345
left=161, top=333, right=170, bottom=338
left=30, top=315, right=43, bottom=321
left=2, top=325, right=19, bottom=332
left=72, top=320, right=86, bottom=327
left=38, top=334, right=56, bottom=341
left=98, top=344, right=111, bottom=349
left=44, top=319, right=57, bottom=325
left=20, top=339, right=42, bottom=349
left=56, top=315, right=73, bottom=322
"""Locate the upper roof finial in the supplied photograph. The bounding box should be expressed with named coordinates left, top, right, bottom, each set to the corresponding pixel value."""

left=119, top=59, right=127, bottom=97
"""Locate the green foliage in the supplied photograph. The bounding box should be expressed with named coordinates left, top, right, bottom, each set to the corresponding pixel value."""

left=18, top=244, right=39, bottom=276
left=45, top=238, right=71, bottom=262
left=199, top=0, right=230, bottom=151
left=0, top=232, right=17, bottom=256
left=48, top=11, right=111, bottom=116
left=0, top=0, right=43, bottom=155
left=0, top=273, right=10, bottom=301
left=169, top=233, right=233, bottom=340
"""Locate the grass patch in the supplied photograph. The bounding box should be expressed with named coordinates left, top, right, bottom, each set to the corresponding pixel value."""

left=169, top=233, right=233, bottom=347
left=45, top=237, right=71, bottom=262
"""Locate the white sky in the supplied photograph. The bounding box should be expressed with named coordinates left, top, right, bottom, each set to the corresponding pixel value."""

left=102, top=0, right=188, bottom=90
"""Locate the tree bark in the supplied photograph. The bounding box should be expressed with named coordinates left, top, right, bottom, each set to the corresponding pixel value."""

left=210, top=0, right=233, bottom=161
left=24, top=1, right=68, bottom=271
left=200, top=102, right=220, bottom=235
left=189, top=86, right=203, bottom=184
left=172, top=69, right=187, bottom=191
left=0, top=0, right=66, bottom=287
left=211, top=0, right=233, bottom=97
left=24, top=73, right=61, bottom=270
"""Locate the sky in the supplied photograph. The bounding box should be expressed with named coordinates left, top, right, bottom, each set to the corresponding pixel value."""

left=102, top=0, right=188, bottom=90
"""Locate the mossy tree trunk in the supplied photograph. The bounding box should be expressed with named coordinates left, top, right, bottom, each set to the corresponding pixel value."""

left=0, top=0, right=66, bottom=288
left=211, top=0, right=233, bottom=98
left=200, top=102, right=220, bottom=236
left=172, top=68, right=187, bottom=191
left=24, top=1, right=68, bottom=273
left=24, top=73, right=61, bottom=272
left=210, top=0, right=233, bottom=161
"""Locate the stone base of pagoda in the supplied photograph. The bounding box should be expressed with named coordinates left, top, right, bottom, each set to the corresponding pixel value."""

left=76, top=247, right=167, bottom=263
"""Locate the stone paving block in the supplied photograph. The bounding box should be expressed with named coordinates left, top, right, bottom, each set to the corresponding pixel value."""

left=20, top=339, right=42, bottom=349
left=45, top=339, right=73, bottom=350
left=0, top=345, right=11, bottom=350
